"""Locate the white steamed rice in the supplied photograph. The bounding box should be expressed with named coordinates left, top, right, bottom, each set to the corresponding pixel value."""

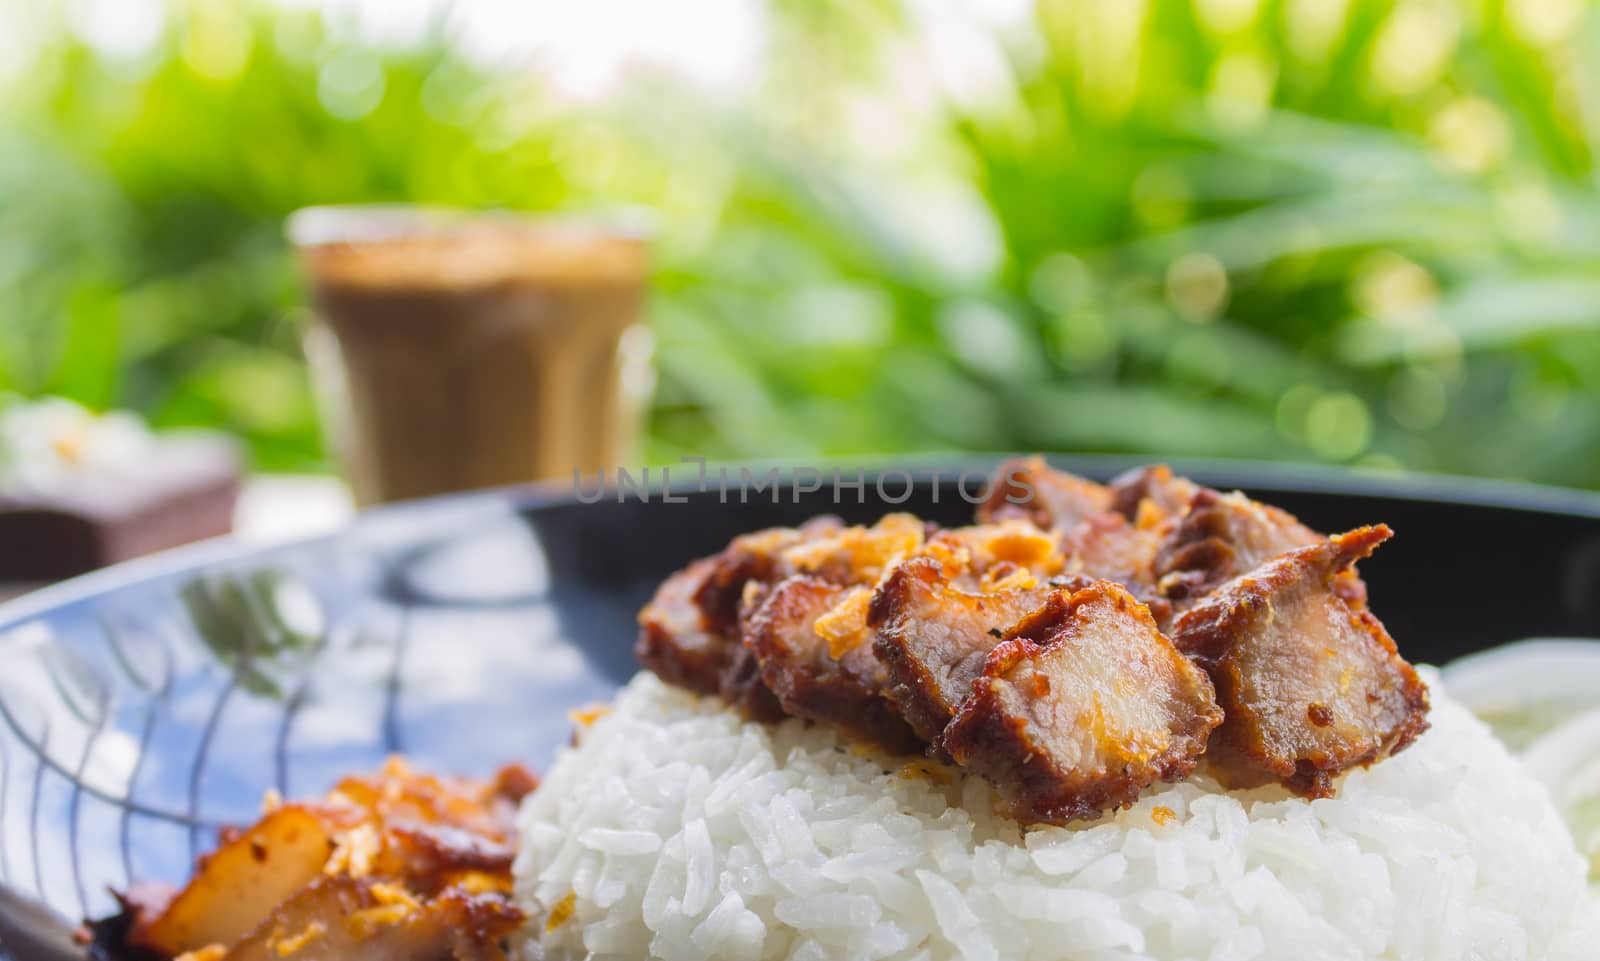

left=513, top=670, right=1598, bottom=961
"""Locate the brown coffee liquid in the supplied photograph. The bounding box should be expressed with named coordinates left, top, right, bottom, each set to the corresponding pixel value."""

left=296, top=219, right=648, bottom=505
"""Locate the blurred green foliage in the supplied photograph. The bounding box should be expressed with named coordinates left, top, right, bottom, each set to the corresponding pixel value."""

left=3, top=0, right=1598, bottom=486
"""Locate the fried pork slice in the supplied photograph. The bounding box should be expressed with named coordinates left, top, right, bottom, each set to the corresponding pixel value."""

left=1068, top=514, right=1159, bottom=585
left=941, top=582, right=1223, bottom=825
left=744, top=575, right=923, bottom=754
left=636, top=557, right=729, bottom=698
left=1171, top=526, right=1429, bottom=798
left=869, top=519, right=1083, bottom=742
left=980, top=462, right=1192, bottom=622
left=694, top=518, right=846, bottom=633
left=635, top=519, right=841, bottom=717
left=220, top=875, right=523, bottom=961
left=1153, top=487, right=1368, bottom=610
left=871, top=556, right=1088, bottom=742
left=977, top=457, right=1111, bottom=534
left=1107, top=464, right=1199, bottom=524
left=1063, top=513, right=1170, bottom=618
left=122, top=758, right=534, bottom=961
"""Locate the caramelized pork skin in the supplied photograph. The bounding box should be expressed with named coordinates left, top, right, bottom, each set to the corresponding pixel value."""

left=1107, top=464, right=1199, bottom=523
left=1061, top=513, right=1174, bottom=624
left=941, top=582, right=1223, bottom=825
left=974, top=460, right=1183, bottom=620
left=635, top=519, right=842, bottom=718
left=641, top=513, right=979, bottom=739
left=693, top=517, right=847, bottom=633
left=870, top=556, right=1086, bottom=742
left=976, top=456, right=1112, bottom=533
left=1152, top=488, right=1368, bottom=607
left=1172, top=526, right=1428, bottom=798
left=635, top=557, right=730, bottom=698
left=1152, top=488, right=1315, bottom=600
left=744, top=575, right=923, bottom=754
left=739, top=515, right=1073, bottom=753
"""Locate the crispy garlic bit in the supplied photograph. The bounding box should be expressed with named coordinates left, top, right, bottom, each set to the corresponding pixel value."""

left=814, top=587, right=874, bottom=658
left=781, top=512, right=925, bottom=583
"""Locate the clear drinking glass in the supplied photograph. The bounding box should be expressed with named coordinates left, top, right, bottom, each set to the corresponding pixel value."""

left=289, top=206, right=652, bottom=505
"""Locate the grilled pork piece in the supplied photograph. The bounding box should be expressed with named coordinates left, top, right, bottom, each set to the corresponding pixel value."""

left=1107, top=464, right=1200, bottom=524
left=635, top=557, right=731, bottom=699
left=636, top=461, right=1430, bottom=825
left=744, top=575, right=922, bottom=754
left=218, top=875, right=523, bottom=961
left=1062, top=512, right=1172, bottom=623
left=871, top=556, right=1088, bottom=742
left=642, top=513, right=946, bottom=740
left=635, top=519, right=843, bottom=718
left=1153, top=487, right=1368, bottom=611
left=1153, top=488, right=1318, bottom=601
left=120, top=758, right=534, bottom=961
left=941, top=582, right=1223, bottom=825
left=977, top=462, right=1192, bottom=625
left=739, top=515, right=1072, bottom=752
left=1172, top=526, right=1428, bottom=798
left=977, top=456, right=1111, bottom=535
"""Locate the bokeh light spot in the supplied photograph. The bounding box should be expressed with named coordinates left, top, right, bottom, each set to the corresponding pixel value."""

left=1166, top=252, right=1229, bottom=323
left=68, top=0, right=164, bottom=62
left=1369, top=2, right=1459, bottom=96
left=1207, top=48, right=1276, bottom=132
left=939, top=301, right=1034, bottom=379
left=1403, top=322, right=1463, bottom=375
left=182, top=8, right=252, bottom=84
left=1275, top=383, right=1320, bottom=441
left=317, top=51, right=387, bottom=121
left=1063, top=0, right=1148, bottom=121
left=784, top=286, right=894, bottom=349
left=1305, top=392, right=1372, bottom=460
left=1386, top=365, right=1448, bottom=431
left=1028, top=253, right=1092, bottom=314
left=1195, top=0, right=1261, bottom=35
left=271, top=13, right=321, bottom=66
left=1507, top=0, right=1586, bottom=47
left=1053, top=307, right=1115, bottom=372
left=1284, top=0, right=1348, bottom=64
left=1351, top=251, right=1436, bottom=322
left=1496, top=182, right=1563, bottom=251
left=1429, top=97, right=1511, bottom=173
left=422, top=61, right=484, bottom=125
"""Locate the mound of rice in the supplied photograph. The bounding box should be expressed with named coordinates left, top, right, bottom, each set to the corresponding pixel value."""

left=513, top=671, right=1598, bottom=961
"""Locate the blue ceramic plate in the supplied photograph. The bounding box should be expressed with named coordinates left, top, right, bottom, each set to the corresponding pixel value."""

left=2, top=457, right=1599, bottom=960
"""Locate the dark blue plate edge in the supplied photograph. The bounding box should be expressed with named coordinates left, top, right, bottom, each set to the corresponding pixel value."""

left=2, top=453, right=1598, bottom=635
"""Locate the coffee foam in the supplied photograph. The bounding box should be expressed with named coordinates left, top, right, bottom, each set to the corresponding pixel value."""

left=289, top=206, right=648, bottom=289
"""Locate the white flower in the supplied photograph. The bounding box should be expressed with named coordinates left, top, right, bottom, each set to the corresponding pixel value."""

left=0, top=396, right=154, bottom=492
